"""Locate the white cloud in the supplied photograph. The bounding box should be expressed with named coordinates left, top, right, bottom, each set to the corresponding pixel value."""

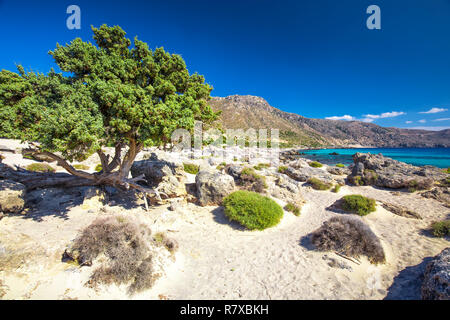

left=433, top=118, right=450, bottom=122
left=325, top=115, right=355, bottom=121
left=361, top=111, right=406, bottom=122
left=405, top=121, right=413, bottom=124
left=418, top=119, right=426, bottom=123
left=409, top=126, right=450, bottom=131
left=419, top=107, right=448, bottom=114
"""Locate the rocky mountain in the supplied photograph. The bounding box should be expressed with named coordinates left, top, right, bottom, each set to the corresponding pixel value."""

left=210, top=95, right=450, bottom=148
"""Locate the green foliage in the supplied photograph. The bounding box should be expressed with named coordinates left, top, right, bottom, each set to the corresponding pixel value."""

left=183, top=163, right=199, bottom=174
left=352, top=175, right=363, bottom=186
left=332, top=184, right=341, bottom=193
left=363, top=169, right=378, bottom=185
left=253, top=163, right=270, bottom=171
left=408, top=179, right=433, bottom=192
left=240, top=167, right=267, bottom=191
left=445, top=168, right=450, bottom=174
left=284, top=203, right=301, bottom=216
left=336, top=163, right=345, bottom=168
left=341, top=195, right=376, bottom=216
left=277, top=166, right=288, bottom=173
left=307, top=178, right=332, bottom=191
left=0, top=24, right=219, bottom=162
left=73, top=164, right=90, bottom=170
left=430, top=220, right=450, bottom=238
left=222, top=190, right=283, bottom=230
left=309, top=161, right=323, bottom=168
left=216, top=162, right=227, bottom=170
left=95, top=163, right=103, bottom=172
left=26, top=163, right=55, bottom=173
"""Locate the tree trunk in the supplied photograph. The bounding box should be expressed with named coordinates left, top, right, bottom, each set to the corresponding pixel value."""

left=0, top=142, right=166, bottom=202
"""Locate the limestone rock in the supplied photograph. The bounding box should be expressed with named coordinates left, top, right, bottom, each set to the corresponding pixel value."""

left=421, top=248, right=450, bottom=300
left=195, top=170, right=235, bottom=206
left=0, top=179, right=26, bottom=214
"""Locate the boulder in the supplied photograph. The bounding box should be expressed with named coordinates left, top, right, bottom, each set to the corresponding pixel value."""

left=348, top=153, right=446, bottom=189
left=380, top=201, right=421, bottom=219
left=284, top=166, right=334, bottom=184
left=195, top=170, right=235, bottom=206
left=421, top=187, right=450, bottom=208
left=131, top=157, right=186, bottom=198
left=0, top=179, right=26, bottom=214
left=421, top=248, right=450, bottom=300
left=327, top=167, right=349, bottom=176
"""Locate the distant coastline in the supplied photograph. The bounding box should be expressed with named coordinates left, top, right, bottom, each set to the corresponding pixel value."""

left=297, top=147, right=450, bottom=168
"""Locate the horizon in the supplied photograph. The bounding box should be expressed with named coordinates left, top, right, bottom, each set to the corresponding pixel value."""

left=1, top=0, right=449, bottom=131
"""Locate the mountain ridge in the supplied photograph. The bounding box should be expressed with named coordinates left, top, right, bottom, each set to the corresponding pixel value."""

left=209, top=95, right=450, bottom=148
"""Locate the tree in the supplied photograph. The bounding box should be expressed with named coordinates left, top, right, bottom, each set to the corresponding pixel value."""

left=0, top=25, right=219, bottom=199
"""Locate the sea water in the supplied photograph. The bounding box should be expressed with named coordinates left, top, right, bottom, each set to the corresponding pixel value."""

left=299, top=148, right=450, bottom=168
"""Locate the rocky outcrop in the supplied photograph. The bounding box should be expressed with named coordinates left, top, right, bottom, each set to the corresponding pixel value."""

left=131, top=154, right=186, bottom=198
left=421, top=187, right=450, bottom=208
left=195, top=170, right=235, bottom=206
left=0, top=179, right=26, bottom=214
left=421, top=248, right=450, bottom=300
left=381, top=201, right=422, bottom=219
left=348, top=153, right=446, bottom=189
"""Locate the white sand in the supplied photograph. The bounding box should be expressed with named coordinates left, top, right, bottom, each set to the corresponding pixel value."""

left=0, top=139, right=449, bottom=300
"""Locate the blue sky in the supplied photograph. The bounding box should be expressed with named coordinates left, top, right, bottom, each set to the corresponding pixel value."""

left=1, top=0, right=449, bottom=130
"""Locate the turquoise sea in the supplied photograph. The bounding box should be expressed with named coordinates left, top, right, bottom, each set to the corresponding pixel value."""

left=299, top=148, right=450, bottom=169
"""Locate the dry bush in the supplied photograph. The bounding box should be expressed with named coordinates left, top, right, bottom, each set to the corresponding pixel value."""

left=65, top=215, right=156, bottom=294
left=310, top=216, right=385, bottom=264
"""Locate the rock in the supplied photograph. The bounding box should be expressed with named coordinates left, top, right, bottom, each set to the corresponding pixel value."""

left=195, top=170, right=235, bottom=206
left=421, top=187, right=450, bottom=208
left=225, top=165, right=243, bottom=180
left=327, top=167, right=349, bottom=176
left=275, top=174, right=300, bottom=193
left=329, top=152, right=339, bottom=155
left=381, top=201, right=422, bottom=219
left=421, top=248, right=450, bottom=300
left=0, top=179, right=26, bottom=214
left=348, top=153, right=446, bottom=189
left=284, top=166, right=334, bottom=184
left=131, top=157, right=186, bottom=198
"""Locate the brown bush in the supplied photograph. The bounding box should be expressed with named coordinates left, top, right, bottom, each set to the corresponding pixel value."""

left=65, top=215, right=156, bottom=294
left=310, top=216, right=385, bottom=264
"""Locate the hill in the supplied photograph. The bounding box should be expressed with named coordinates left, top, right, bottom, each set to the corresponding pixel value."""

left=210, top=95, right=450, bottom=148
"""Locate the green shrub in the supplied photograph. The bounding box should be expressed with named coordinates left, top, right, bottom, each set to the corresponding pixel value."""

left=240, top=167, right=267, bottom=192
left=277, top=166, right=288, bottom=173
left=94, top=163, right=103, bottom=172
left=430, top=220, right=450, bottom=238
left=352, top=175, right=363, bottom=186
left=336, top=163, right=345, bottom=168
left=363, top=169, right=378, bottom=185
left=309, top=161, right=323, bottom=168
left=446, top=168, right=450, bottom=174
left=341, top=195, right=376, bottom=216
left=222, top=190, right=283, bottom=230
left=216, top=162, right=227, bottom=170
left=254, top=163, right=270, bottom=171
left=307, top=178, right=332, bottom=191
left=332, top=184, right=341, bottom=193
left=183, top=163, right=199, bottom=174
left=408, top=179, right=433, bottom=192
left=284, top=203, right=301, bottom=216
left=26, top=163, right=55, bottom=173
left=73, top=164, right=90, bottom=170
